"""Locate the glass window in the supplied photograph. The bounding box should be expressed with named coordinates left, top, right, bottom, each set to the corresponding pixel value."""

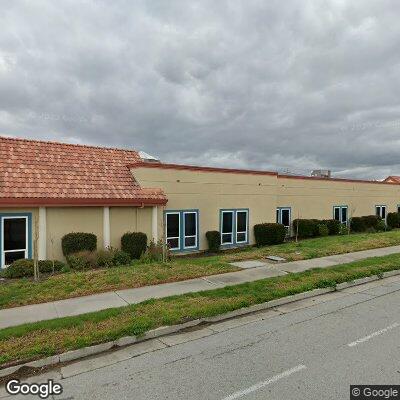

left=334, top=206, right=348, bottom=224
left=221, top=211, right=234, bottom=244
left=2, top=217, right=28, bottom=266
left=281, top=209, right=290, bottom=227
left=184, top=212, right=197, bottom=248
left=236, top=211, right=248, bottom=243
left=166, top=213, right=180, bottom=250
left=341, top=207, right=348, bottom=224
left=376, top=206, right=387, bottom=220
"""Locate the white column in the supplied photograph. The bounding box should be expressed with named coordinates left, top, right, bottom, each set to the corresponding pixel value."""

left=152, top=206, right=158, bottom=242
left=103, top=206, right=110, bottom=249
left=38, top=207, right=47, bottom=260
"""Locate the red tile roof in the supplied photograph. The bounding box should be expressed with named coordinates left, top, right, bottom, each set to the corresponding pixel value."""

left=384, top=176, right=400, bottom=183
left=0, top=136, right=167, bottom=206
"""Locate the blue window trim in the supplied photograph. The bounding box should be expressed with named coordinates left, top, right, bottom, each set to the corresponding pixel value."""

left=219, top=209, right=249, bottom=248
left=164, top=209, right=199, bottom=252
left=0, top=212, right=32, bottom=269
left=333, top=205, right=348, bottom=225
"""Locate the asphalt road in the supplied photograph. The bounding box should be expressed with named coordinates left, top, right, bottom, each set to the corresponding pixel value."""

left=2, top=276, right=400, bottom=400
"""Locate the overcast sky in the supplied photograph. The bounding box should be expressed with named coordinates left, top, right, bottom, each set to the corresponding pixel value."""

left=1, top=1, right=400, bottom=179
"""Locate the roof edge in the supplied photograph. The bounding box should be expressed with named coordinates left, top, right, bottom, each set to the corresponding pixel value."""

left=130, top=162, right=278, bottom=176
left=0, top=197, right=167, bottom=207
left=278, top=174, right=400, bottom=185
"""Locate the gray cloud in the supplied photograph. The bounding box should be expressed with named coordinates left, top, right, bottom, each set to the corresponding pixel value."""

left=1, top=0, right=400, bottom=179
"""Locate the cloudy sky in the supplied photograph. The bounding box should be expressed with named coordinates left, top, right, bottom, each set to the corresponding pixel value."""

left=1, top=0, right=400, bottom=179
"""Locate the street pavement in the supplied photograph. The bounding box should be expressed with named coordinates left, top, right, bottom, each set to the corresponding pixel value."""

left=1, top=274, right=400, bottom=400
left=2, top=244, right=400, bottom=329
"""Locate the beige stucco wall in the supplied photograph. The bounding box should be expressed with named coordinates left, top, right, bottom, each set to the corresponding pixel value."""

left=109, top=207, right=153, bottom=249
left=133, top=167, right=278, bottom=250
left=277, top=177, right=400, bottom=220
left=133, top=166, right=400, bottom=251
left=46, top=207, right=104, bottom=260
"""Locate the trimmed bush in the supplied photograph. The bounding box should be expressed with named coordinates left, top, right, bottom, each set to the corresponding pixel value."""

left=66, top=251, right=96, bottom=270
left=376, top=220, right=387, bottom=232
left=317, top=224, right=329, bottom=237
left=254, top=223, right=286, bottom=246
left=350, top=217, right=366, bottom=232
left=2, top=259, right=66, bottom=279
left=112, top=249, right=131, bottom=266
left=387, top=212, right=400, bottom=229
left=361, top=215, right=381, bottom=230
left=293, top=219, right=319, bottom=238
left=121, top=232, right=147, bottom=259
left=95, top=249, right=115, bottom=268
left=206, top=231, right=221, bottom=253
left=323, top=219, right=341, bottom=235
left=61, top=232, right=97, bottom=256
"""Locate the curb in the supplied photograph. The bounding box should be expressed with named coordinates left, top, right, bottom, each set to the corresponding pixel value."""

left=1, top=269, right=400, bottom=379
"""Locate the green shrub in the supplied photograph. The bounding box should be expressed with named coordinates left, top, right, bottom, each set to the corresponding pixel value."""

left=61, top=232, right=97, bottom=256
left=339, top=224, right=350, bottom=235
left=95, top=249, right=115, bottom=268
left=2, top=259, right=66, bottom=278
left=121, top=232, right=147, bottom=259
left=140, top=239, right=171, bottom=263
left=376, top=220, right=387, bottom=232
left=293, top=219, right=319, bottom=238
left=323, top=219, right=341, bottom=235
left=350, top=217, right=366, bottom=232
left=66, top=251, right=96, bottom=270
left=386, top=212, right=400, bottom=229
left=317, top=224, right=329, bottom=237
left=254, top=223, right=286, bottom=246
left=112, top=249, right=131, bottom=266
left=361, top=215, right=381, bottom=230
left=206, top=231, right=221, bottom=252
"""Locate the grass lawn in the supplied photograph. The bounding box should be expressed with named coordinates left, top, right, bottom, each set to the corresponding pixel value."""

left=1, top=229, right=400, bottom=309
left=1, top=253, right=400, bottom=367
left=222, top=229, right=400, bottom=262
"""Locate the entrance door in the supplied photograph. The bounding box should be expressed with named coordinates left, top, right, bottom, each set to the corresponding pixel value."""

left=276, top=207, right=291, bottom=234
left=2, top=216, right=28, bottom=267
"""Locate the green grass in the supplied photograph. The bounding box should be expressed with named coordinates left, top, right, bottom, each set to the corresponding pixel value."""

left=222, top=229, right=400, bottom=262
left=1, top=229, right=400, bottom=309
left=1, top=252, right=400, bottom=367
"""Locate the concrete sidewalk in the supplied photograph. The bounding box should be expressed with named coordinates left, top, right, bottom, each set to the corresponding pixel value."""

left=1, top=245, right=400, bottom=329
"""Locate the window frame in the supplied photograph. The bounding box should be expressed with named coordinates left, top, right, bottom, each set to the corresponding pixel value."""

left=164, top=210, right=199, bottom=252
left=183, top=211, right=198, bottom=250
left=220, top=209, right=249, bottom=247
left=276, top=207, right=291, bottom=229
left=375, top=205, right=387, bottom=221
left=236, top=210, right=249, bottom=244
left=333, top=205, right=348, bottom=225
left=0, top=213, right=32, bottom=269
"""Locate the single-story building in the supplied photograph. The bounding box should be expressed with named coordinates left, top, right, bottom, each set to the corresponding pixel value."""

left=1, top=136, right=400, bottom=268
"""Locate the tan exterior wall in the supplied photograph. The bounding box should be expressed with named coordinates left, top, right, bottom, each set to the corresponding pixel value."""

left=133, top=167, right=278, bottom=250
left=46, top=207, right=104, bottom=261
left=277, top=177, right=400, bottom=220
left=133, top=166, right=400, bottom=251
left=109, top=207, right=153, bottom=249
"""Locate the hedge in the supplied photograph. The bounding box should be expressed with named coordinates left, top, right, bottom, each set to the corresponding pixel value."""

left=361, top=215, right=381, bottom=230
left=206, top=231, right=221, bottom=253
left=386, top=212, right=400, bottom=229
left=323, top=219, right=341, bottom=235
left=2, top=259, right=66, bottom=279
left=61, top=232, right=97, bottom=256
left=121, top=232, right=147, bottom=259
left=254, top=223, right=286, bottom=246
left=293, top=219, right=320, bottom=238
left=350, top=217, right=366, bottom=232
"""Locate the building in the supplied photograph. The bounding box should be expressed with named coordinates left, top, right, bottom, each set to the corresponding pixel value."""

left=0, top=136, right=400, bottom=268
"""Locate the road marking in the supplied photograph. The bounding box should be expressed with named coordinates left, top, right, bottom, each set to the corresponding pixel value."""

left=221, top=364, right=307, bottom=400
left=347, top=322, right=400, bottom=347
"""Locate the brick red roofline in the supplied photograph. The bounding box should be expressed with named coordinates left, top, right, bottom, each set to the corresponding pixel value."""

left=0, top=135, right=139, bottom=154
left=132, top=162, right=400, bottom=186
left=0, top=197, right=167, bottom=207
left=131, top=162, right=278, bottom=176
